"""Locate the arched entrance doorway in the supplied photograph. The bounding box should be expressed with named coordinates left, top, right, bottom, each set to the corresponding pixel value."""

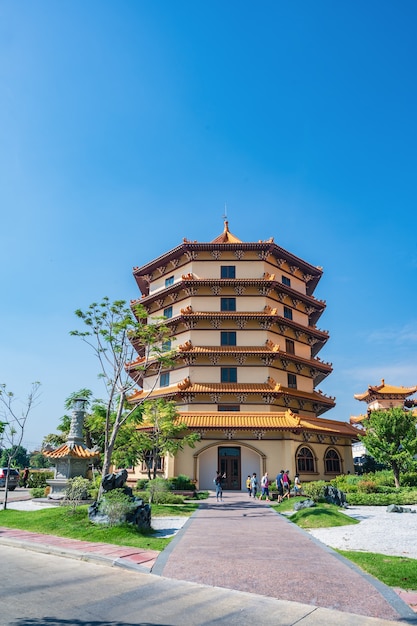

left=195, top=441, right=264, bottom=490
left=218, top=446, right=241, bottom=490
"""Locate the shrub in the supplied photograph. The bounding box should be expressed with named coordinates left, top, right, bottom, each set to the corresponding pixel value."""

left=157, top=492, right=185, bottom=504
left=98, top=488, right=136, bottom=526
left=136, top=478, right=149, bottom=490
left=357, top=480, right=378, bottom=494
left=28, top=471, right=54, bottom=488
left=148, top=477, right=169, bottom=504
left=62, top=477, right=91, bottom=513
left=30, top=487, right=47, bottom=498
left=346, top=489, right=417, bottom=506
left=302, top=480, right=327, bottom=501
left=135, top=489, right=185, bottom=504
left=194, top=490, right=209, bottom=500
left=331, top=474, right=360, bottom=492
left=401, top=472, right=417, bottom=488
left=170, top=474, right=196, bottom=491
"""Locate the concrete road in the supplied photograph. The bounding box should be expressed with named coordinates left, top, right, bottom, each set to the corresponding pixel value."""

left=0, top=544, right=400, bottom=626
left=0, top=487, right=31, bottom=504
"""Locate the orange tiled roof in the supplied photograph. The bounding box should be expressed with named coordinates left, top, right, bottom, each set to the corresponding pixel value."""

left=211, top=221, right=242, bottom=244
left=128, top=384, right=180, bottom=402
left=136, top=409, right=301, bottom=431
left=354, top=379, right=417, bottom=402
left=128, top=376, right=282, bottom=403
left=299, top=416, right=360, bottom=437
left=178, top=411, right=301, bottom=429
left=349, top=414, right=367, bottom=424
left=182, top=381, right=282, bottom=393
left=178, top=339, right=280, bottom=354
left=135, top=410, right=357, bottom=437
left=128, top=377, right=335, bottom=409
left=176, top=341, right=331, bottom=371
left=43, top=444, right=101, bottom=459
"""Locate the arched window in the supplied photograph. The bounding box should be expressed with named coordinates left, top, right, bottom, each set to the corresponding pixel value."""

left=296, top=446, right=315, bottom=473
left=325, top=448, right=341, bottom=474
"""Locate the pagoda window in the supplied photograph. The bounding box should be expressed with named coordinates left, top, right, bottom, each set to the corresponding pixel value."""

left=221, top=297, right=236, bottom=311
left=221, top=367, right=237, bottom=383
left=296, top=446, right=315, bottom=473
left=165, top=276, right=174, bottom=287
left=162, top=339, right=171, bottom=352
left=282, top=275, right=291, bottom=287
left=325, top=448, right=341, bottom=474
left=221, top=331, right=237, bottom=346
left=287, top=373, right=297, bottom=389
left=285, top=339, right=295, bottom=354
left=160, top=372, right=170, bottom=387
left=283, top=306, right=293, bottom=320
left=163, top=306, right=173, bottom=318
left=221, top=266, right=236, bottom=279
left=218, top=405, right=240, bottom=411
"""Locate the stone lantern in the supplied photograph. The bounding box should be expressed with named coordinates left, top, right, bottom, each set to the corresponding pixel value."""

left=43, top=397, right=101, bottom=499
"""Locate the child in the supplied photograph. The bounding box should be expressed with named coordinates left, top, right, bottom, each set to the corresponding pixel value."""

left=246, top=475, right=252, bottom=497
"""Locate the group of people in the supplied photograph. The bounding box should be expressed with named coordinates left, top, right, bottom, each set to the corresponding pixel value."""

left=214, top=469, right=302, bottom=502
left=246, top=470, right=302, bottom=502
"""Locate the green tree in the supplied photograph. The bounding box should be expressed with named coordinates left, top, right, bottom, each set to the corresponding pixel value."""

left=359, top=407, right=417, bottom=488
left=128, top=399, right=200, bottom=480
left=0, top=445, right=29, bottom=468
left=29, top=452, right=52, bottom=469
left=0, top=382, right=41, bottom=509
left=70, top=298, right=173, bottom=489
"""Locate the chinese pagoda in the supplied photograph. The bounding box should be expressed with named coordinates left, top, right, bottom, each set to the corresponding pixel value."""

left=127, top=222, right=358, bottom=489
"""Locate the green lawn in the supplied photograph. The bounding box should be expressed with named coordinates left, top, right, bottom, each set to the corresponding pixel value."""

left=337, top=550, right=417, bottom=590
left=271, top=498, right=359, bottom=529
left=0, top=502, right=200, bottom=552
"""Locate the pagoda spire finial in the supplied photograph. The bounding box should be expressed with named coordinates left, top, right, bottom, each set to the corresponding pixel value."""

left=222, top=204, right=229, bottom=232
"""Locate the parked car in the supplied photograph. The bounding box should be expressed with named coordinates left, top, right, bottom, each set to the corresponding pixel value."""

left=0, top=468, right=20, bottom=491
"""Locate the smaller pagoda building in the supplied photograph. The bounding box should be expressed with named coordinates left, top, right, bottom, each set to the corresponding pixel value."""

left=43, top=398, right=101, bottom=498
left=350, top=379, right=417, bottom=425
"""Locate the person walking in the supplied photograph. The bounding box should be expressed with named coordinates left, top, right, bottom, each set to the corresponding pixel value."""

left=294, top=473, right=302, bottom=496
left=214, top=471, right=224, bottom=502
left=246, top=474, right=252, bottom=497
left=250, top=472, right=258, bottom=499
left=261, top=472, right=270, bottom=501
left=276, top=469, right=284, bottom=503
left=22, top=467, right=29, bottom=488
left=282, top=469, right=291, bottom=499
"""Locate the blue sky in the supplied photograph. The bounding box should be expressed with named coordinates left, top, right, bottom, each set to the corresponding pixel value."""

left=1, top=1, right=417, bottom=451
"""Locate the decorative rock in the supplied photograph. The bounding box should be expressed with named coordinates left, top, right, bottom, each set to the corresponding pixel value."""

left=386, top=504, right=416, bottom=514
left=293, top=499, right=316, bottom=511
left=88, top=469, right=152, bottom=530
left=323, top=485, right=348, bottom=508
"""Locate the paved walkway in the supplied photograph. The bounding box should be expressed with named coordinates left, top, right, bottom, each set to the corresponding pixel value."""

left=154, top=492, right=415, bottom=622
left=1, top=491, right=416, bottom=625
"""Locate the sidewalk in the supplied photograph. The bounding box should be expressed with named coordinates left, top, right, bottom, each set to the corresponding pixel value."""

left=0, top=491, right=416, bottom=625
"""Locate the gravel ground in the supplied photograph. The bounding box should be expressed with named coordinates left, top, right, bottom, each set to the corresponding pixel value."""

left=308, top=504, right=417, bottom=559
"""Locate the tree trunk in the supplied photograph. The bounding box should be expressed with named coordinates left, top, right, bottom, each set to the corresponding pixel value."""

left=392, top=462, right=400, bottom=488
left=98, top=393, right=125, bottom=498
